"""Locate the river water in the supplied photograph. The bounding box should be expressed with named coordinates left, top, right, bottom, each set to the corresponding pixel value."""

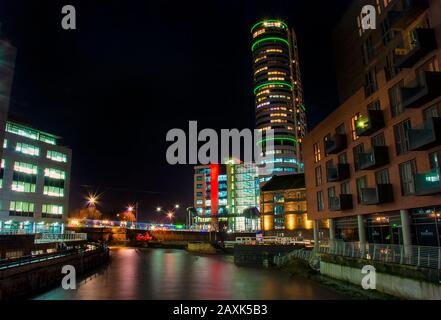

left=35, top=247, right=347, bottom=300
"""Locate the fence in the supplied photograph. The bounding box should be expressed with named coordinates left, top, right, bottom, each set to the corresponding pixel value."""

left=319, top=240, right=441, bottom=270
left=0, top=229, right=34, bottom=235
left=273, top=248, right=313, bottom=266
left=34, top=233, right=87, bottom=243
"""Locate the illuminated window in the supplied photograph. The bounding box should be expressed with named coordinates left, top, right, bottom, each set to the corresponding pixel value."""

left=3, top=139, right=7, bottom=148
left=12, top=162, right=37, bottom=192
left=6, top=122, right=57, bottom=145
left=44, top=168, right=65, bottom=197
left=47, top=150, right=67, bottom=163
left=44, top=168, right=66, bottom=180
left=43, top=186, right=64, bottom=197
left=16, top=142, right=40, bottom=157
left=14, top=162, right=37, bottom=175
left=313, top=142, right=321, bottom=163
left=10, top=201, right=35, bottom=217
left=42, top=204, right=64, bottom=218
left=351, top=113, right=361, bottom=141
left=6, top=122, right=38, bottom=140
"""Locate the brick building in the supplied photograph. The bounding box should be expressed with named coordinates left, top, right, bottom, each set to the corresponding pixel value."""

left=305, top=0, right=441, bottom=247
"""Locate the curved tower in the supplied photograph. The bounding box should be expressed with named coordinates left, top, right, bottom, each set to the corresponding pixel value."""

left=251, top=19, right=306, bottom=183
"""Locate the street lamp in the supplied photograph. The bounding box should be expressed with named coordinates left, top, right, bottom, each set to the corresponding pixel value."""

left=175, top=204, right=180, bottom=209
left=86, top=193, right=98, bottom=207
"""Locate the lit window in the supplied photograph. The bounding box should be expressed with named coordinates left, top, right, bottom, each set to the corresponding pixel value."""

left=47, top=150, right=67, bottom=163
left=16, top=142, right=40, bottom=157
left=44, top=168, right=66, bottom=180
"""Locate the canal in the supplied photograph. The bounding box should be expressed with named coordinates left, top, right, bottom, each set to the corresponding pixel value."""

left=35, top=247, right=347, bottom=300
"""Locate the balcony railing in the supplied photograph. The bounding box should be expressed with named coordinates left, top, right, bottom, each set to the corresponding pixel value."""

left=388, top=0, right=429, bottom=30
left=327, top=163, right=350, bottom=182
left=328, top=194, right=353, bottom=211
left=408, top=117, right=441, bottom=151
left=414, top=168, right=441, bottom=196
left=394, top=28, right=437, bottom=68
left=325, top=134, right=347, bottom=155
left=357, top=146, right=389, bottom=170
left=401, top=71, right=441, bottom=109
left=355, top=110, right=385, bottom=137
left=361, top=184, right=394, bottom=205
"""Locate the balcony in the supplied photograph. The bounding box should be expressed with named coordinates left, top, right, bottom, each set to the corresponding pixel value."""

left=408, top=117, right=441, bottom=151
left=329, top=194, right=353, bottom=211
left=325, top=134, right=347, bottom=155
left=388, top=0, right=429, bottom=30
left=355, top=110, right=385, bottom=137
left=394, top=28, right=437, bottom=69
left=357, top=146, right=389, bottom=170
left=401, top=72, right=441, bottom=109
left=327, top=163, right=350, bottom=182
left=361, top=184, right=394, bottom=205
left=414, top=168, right=441, bottom=196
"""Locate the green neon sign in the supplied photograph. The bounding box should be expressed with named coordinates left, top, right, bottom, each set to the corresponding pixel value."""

left=251, top=20, right=288, bottom=33
left=251, top=37, right=289, bottom=51
left=254, top=81, right=293, bottom=95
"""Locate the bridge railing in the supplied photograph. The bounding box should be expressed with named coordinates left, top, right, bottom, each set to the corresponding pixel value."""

left=34, top=233, right=87, bottom=243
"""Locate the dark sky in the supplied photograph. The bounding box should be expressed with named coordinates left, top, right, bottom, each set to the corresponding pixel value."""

left=0, top=0, right=352, bottom=222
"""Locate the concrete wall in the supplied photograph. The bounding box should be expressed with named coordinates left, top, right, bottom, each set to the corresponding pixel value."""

left=320, top=260, right=441, bottom=299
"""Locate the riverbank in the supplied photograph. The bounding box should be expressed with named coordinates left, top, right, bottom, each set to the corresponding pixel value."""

left=279, top=258, right=397, bottom=300
left=0, top=245, right=109, bottom=300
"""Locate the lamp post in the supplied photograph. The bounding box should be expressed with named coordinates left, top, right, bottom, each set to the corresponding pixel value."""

left=156, top=204, right=180, bottom=224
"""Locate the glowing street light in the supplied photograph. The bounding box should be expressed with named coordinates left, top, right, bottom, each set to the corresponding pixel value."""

left=86, top=193, right=98, bottom=207
left=175, top=204, right=180, bottom=209
left=156, top=206, right=162, bottom=212
left=167, top=211, right=174, bottom=220
left=127, top=205, right=134, bottom=212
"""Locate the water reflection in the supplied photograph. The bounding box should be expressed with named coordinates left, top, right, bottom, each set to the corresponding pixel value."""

left=35, top=247, right=346, bottom=300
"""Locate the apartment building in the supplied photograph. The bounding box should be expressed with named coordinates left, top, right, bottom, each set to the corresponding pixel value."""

left=305, top=0, right=441, bottom=247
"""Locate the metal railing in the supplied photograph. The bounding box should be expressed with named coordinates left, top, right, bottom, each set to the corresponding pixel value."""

left=274, top=248, right=313, bottom=266
left=319, top=240, right=441, bottom=270
left=0, top=229, right=34, bottom=235
left=0, top=243, right=107, bottom=271
left=34, top=233, right=87, bottom=243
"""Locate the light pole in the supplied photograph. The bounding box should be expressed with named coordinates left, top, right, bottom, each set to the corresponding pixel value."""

left=156, top=204, right=180, bottom=224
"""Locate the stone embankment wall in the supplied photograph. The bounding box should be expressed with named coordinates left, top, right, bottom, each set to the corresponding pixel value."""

left=320, top=254, right=441, bottom=300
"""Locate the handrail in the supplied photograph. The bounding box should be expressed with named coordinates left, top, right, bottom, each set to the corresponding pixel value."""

left=319, top=240, right=441, bottom=270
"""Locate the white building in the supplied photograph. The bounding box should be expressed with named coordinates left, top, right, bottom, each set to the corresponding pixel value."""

left=0, top=120, right=72, bottom=233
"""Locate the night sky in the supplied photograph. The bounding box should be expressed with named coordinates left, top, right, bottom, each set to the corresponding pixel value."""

left=0, top=0, right=352, bottom=222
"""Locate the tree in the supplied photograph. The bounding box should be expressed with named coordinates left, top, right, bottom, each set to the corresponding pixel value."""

left=70, top=206, right=103, bottom=220
left=119, top=210, right=136, bottom=222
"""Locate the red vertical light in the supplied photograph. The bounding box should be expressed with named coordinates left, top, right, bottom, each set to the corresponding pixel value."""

left=210, top=164, right=219, bottom=215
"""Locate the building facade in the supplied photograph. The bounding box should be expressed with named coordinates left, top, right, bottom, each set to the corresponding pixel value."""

left=0, top=120, right=72, bottom=234
left=251, top=19, right=307, bottom=182
left=305, top=0, right=441, bottom=247
left=259, top=173, right=326, bottom=238
left=0, top=26, right=16, bottom=160
left=193, top=162, right=260, bottom=232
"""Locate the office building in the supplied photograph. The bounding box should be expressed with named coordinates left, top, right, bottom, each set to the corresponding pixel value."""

left=193, top=162, right=260, bottom=232
left=260, top=173, right=326, bottom=238
left=0, top=119, right=72, bottom=234
left=251, top=19, right=307, bottom=182
left=305, top=0, right=441, bottom=247
left=0, top=26, right=16, bottom=159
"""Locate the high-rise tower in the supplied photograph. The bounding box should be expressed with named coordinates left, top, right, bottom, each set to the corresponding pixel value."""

left=251, top=19, right=306, bottom=183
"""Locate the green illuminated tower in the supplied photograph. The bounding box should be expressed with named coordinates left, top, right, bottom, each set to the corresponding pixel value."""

left=251, top=19, right=306, bottom=182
